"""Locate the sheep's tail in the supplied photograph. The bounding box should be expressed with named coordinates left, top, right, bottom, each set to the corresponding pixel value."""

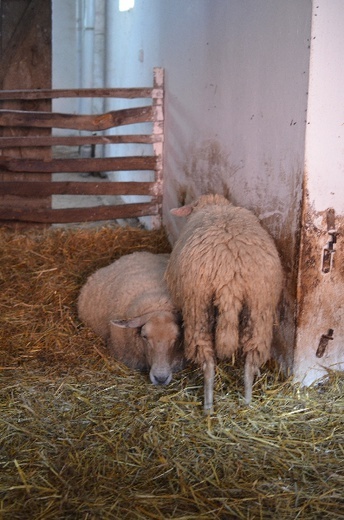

left=214, top=286, right=242, bottom=359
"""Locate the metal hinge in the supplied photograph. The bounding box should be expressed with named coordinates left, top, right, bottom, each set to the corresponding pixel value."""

left=321, top=208, right=337, bottom=273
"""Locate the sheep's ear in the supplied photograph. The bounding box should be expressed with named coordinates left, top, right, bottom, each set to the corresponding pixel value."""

left=111, top=319, right=131, bottom=329
left=111, top=311, right=157, bottom=330
left=111, top=317, right=143, bottom=329
left=170, top=204, right=193, bottom=217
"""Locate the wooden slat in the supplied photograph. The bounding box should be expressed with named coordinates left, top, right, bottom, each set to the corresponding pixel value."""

left=151, top=68, right=165, bottom=228
left=0, top=106, right=153, bottom=131
left=0, top=134, right=159, bottom=148
left=0, top=181, right=155, bottom=197
left=0, top=202, right=159, bottom=224
left=0, top=156, right=156, bottom=174
left=0, top=87, right=156, bottom=100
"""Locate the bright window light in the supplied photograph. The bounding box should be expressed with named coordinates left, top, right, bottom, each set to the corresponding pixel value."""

left=119, top=0, right=135, bottom=11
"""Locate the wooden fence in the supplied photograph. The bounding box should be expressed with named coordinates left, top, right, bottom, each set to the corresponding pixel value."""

left=0, top=68, right=164, bottom=227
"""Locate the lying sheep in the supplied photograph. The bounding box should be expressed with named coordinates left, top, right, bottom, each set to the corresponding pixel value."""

left=78, top=251, right=185, bottom=385
left=165, top=193, right=284, bottom=412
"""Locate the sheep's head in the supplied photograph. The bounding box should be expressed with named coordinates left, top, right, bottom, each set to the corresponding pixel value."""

left=170, top=193, right=230, bottom=217
left=111, top=311, right=184, bottom=385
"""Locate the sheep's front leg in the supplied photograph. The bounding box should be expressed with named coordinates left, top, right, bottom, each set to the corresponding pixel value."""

left=203, top=357, right=215, bottom=414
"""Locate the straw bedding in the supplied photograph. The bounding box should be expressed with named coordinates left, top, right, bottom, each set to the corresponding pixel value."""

left=0, top=225, right=343, bottom=519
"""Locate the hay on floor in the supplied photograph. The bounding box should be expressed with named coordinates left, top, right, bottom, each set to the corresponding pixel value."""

left=0, top=225, right=343, bottom=520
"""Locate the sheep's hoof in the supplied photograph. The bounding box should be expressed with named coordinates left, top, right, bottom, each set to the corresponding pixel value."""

left=203, top=405, right=214, bottom=416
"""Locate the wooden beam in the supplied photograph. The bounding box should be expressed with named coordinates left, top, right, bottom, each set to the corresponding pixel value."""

left=0, top=202, right=159, bottom=224
left=0, top=181, right=155, bottom=197
left=0, top=106, right=153, bottom=131
left=0, top=134, right=159, bottom=148
left=0, top=156, right=156, bottom=173
left=0, top=87, right=155, bottom=100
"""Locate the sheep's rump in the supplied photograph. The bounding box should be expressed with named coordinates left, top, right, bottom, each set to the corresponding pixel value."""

left=166, top=201, right=283, bottom=365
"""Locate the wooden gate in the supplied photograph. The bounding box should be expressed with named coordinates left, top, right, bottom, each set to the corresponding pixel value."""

left=0, top=68, right=164, bottom=228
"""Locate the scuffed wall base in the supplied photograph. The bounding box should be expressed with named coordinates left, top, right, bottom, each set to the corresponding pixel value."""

left=294, top=207, right=344, bottom=385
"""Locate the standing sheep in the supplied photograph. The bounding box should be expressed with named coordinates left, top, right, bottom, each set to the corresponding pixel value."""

left=78, top=251, right=185, bottom=385
left=165, top=193, right=284, bottom=413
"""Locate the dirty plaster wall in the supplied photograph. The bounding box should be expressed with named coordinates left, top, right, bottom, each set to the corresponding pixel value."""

left=294, top=1, right=344, bottom=384
left=107, top=0, right=312, bottom=371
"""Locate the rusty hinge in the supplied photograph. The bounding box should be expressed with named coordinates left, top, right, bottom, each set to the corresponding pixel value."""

left=316, top=329, right=334, bottom=358
left=321, top=208, right=337, bottom=273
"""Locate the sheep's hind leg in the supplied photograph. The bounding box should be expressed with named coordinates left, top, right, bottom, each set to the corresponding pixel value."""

left=243, top=307, right=273, bottom=404
left=243, top=353, right=260, bottom=405
left=183, top=296, right=215, bottom=413
left=203, top=357, right=215, bottom=415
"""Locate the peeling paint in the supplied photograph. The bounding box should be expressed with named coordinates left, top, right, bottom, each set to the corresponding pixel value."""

left=294, top=194, right=344, bottom=384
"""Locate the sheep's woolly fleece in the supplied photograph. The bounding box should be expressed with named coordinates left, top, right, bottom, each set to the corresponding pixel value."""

left=166, top=193, right=284, bottom=409
left=77, top=251, right=185, bottom=384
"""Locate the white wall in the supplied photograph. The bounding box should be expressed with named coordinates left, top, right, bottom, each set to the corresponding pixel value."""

left=303, top=1, right=344, bottom=215
left=106, top=1, right=311, bottom=244
left=52, top=0, right=106, bottom=122
left=52, top=0, right=78, bottom=119
left=294, top=0, right=344, bottom=385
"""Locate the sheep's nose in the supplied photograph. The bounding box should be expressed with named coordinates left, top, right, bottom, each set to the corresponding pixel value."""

left=150, top=372, right=172, bottom=385
left=153, top=375, right=170, bottom=385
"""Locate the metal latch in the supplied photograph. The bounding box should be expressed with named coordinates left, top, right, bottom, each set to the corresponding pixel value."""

left=321, top=208, right=337, bottom=273
left=316, top=329, right=334, bottom=358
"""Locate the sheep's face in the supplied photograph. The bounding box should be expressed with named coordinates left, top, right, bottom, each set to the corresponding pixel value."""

left=111, top=311, right=184, bottom=385
left=140, top=314, right=182, bottom=385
